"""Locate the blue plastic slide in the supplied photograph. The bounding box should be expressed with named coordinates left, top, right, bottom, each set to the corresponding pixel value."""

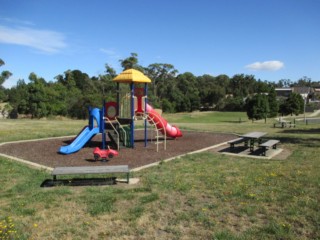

left=59, top=126, right=99, bottom=154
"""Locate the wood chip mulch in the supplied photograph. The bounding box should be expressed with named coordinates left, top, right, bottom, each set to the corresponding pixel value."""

left=0, top=131, right=236, bottom=169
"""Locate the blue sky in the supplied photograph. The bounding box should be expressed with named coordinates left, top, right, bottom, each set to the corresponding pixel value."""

left=1, top=0, right=319, bottom=88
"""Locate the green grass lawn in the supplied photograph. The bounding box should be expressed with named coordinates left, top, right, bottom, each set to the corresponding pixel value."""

left=0, top=118, right=86, bottom=143
left=0, top=112, right=319, bottom=239
left=163, top=111, right=248, bottom=124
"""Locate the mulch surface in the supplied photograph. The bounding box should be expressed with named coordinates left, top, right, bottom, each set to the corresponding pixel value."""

left=0, top=130, right=235, bottom=169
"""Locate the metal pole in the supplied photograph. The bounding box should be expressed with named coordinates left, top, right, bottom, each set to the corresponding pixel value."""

left=88, top=106, right=93, bottom=129
left=304, top=97, right=306, bottom=123
left=102, top=100, right=106, bottom=150
left=116, top=83, right=120, bottom=117
left=130, top=83, right=135, bottom=148
left=144, top=83, right=148, bottom=147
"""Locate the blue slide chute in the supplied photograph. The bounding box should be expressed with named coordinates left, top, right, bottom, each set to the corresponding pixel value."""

left=59, top=108, right=101, bottom=154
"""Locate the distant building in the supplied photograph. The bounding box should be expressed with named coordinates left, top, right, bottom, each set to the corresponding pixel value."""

left=275, top=87, right=312, bottom=101
left=293, top=87, right=311, bottom=100
left=275, top=87, right=320, bottom=111
left=310, top=87, right=320, bottom=101
left=275, top=88, right=292, bottom=98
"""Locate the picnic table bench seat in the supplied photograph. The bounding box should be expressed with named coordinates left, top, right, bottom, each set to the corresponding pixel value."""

left=259, top=140, right=280, bottom=156
left=52, top=165, right=130, bottom=183
left=274, top=121, right=295, bottom=128
left=228, top=137, right=248, bottom=150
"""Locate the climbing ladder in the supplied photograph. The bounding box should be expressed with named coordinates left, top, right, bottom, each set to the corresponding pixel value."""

left=143, top=112, right=167, bottom=152
left=104, top=117, right=128, bottom=150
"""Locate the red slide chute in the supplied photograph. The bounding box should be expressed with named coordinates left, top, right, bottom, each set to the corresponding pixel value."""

left=146, top=104, right=182, bottom=138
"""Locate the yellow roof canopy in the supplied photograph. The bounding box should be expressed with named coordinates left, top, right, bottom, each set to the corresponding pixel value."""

left=113, top=69, right=152, bottom=83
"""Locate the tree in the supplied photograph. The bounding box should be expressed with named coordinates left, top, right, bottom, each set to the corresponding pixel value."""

left=197, top=75, right=225, bottom=109
left=229, top=74, right=256, bottom=98
left=170, top=72, right=200, bottom=112
left=105, top=64, right=117, bottom=78
left=0, top=70, right=12, bottom=86
left=267, top=87, right=279, bottom=117
left=295, top=76, right=312, bottom=87
left=55, top=70, right=77, bottom=90
left=8, top=79, right=30, bottom=115
left=280, top=92, right=304, bottom=116
left=0, top=103, right=12, bottom=118
left=55, top=70, right=83, bottom=118
left=0, top=59, right=12, bottom=101
left=246, top=93, right=270, bottom=121
left=255, top=79, right=270, bottom=93
left=161, top=98, right=175, bottom=113
left=145, top=63, right=178, bottom=106
left=27, top=73, right=49, bottom=118
left=119, top=53, right=144, bottom=71
left=276, top=79, right=292, bottom=88
left=45, top=81, right=68, bottom=116
left=97, top=64, right=117, bottom=99
left=215, top=74, right=230, bottom=90
left=223, top=96, right=245, bottom=111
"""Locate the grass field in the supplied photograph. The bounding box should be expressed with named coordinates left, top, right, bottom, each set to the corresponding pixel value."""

left=0, top=112, right=319, bottom=239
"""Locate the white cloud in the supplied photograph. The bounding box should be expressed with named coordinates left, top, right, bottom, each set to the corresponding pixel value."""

left=245, top=60, right=284, bottom=71
left=100, top=48, right=115, bottom=55
left=0, top=25, right=67, bottom=53
left=99, top=48, right=121, bottom=59
left=0, top=17, right=34, bottom=26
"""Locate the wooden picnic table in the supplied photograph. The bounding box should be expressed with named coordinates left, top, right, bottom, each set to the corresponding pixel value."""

left=274, top=120, right=294, bottom=128
left=240, top=131, right=267, bottom=151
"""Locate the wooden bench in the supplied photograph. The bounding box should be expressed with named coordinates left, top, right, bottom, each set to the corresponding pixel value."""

left=259, top=140, right=280, bottom=156
left=52, top=165, right=130, bottom=184
left=228, top=137, right=248, bottom=150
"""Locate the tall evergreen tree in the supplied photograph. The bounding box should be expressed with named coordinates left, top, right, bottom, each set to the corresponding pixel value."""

left=268, top=87, right=279, bottom=117
left=171, top=72, right=200, bottom=112
left=280, top=92, right=304, bottom=116
left=246, top=93, right=270, bottom=121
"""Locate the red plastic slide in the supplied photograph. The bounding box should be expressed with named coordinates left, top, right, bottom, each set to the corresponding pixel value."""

left=146, top=104, right=182, bottom=138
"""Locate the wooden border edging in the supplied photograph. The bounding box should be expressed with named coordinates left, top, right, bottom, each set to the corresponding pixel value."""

left=131, top=141, right=228, bottom=172
left=0, top=152, right=53, bottom=172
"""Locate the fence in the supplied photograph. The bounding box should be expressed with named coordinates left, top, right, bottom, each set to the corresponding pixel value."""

left=295, top=117, right=320, bottom=125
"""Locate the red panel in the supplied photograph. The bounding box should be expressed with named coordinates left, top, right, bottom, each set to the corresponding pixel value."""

left=105, top=101, right=118, bottom=120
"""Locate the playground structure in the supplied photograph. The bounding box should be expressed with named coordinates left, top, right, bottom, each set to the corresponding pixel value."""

left=59, top=69, right=182, bottom=155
